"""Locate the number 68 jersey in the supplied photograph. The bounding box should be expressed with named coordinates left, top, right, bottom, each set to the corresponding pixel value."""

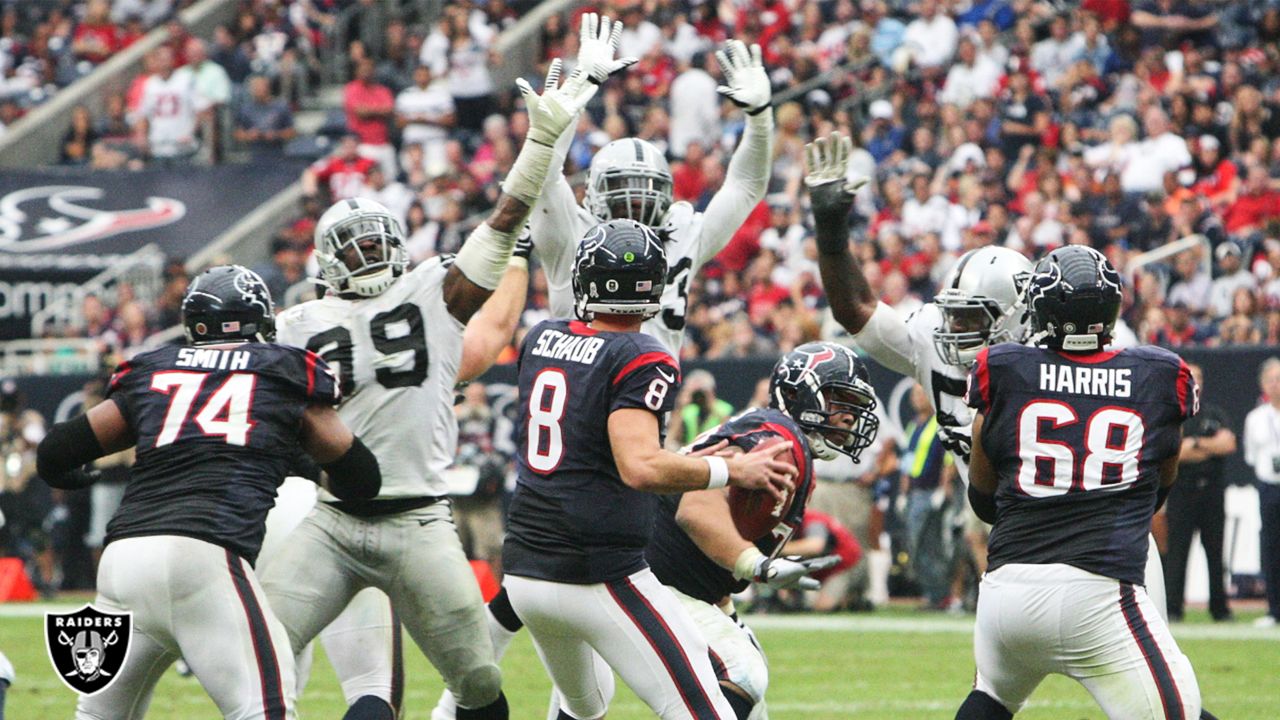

left=276, top=258, right=464, bottom=499
left=966, top=343, right=1198, bottom=584
left=504, top=319, right=681, bottom=585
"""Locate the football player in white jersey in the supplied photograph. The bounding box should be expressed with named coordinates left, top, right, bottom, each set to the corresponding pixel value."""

left=803, top=132, right=1173, bottom=622
left=257, top=61, right=598, bottom=720
left=530, top=34, right=775, bottom=356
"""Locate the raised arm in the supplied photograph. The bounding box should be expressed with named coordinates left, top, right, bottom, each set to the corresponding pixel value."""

left=457, top=232, right=532, bottom=382
left=696, top=41, right=775, bottom=264
left=443, top=61, right=596, bottom=322
left=805, top=132, right=877, bottom=335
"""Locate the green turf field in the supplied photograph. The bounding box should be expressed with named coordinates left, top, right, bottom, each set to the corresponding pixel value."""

left=2, top=605, right=1276, bottom=718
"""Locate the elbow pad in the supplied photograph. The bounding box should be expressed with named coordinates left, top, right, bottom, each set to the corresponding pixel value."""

left=968, top=483, right=998, bottom=524
left=37, top=414, right=105, bottom=489
left=321, top=437, right=382, bottom=500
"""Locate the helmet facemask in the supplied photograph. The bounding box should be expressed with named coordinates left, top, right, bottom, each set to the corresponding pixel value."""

left=801, top=383, right=880, bottom=462
left=587, top=167, right=673, bottom=228
left=933, top=275, right=1030, bottom=366
left=316, top=211, right=408, bottom=297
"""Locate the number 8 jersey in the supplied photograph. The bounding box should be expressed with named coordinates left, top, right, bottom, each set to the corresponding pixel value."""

left=966, top=343, right=1198, bottom=584
left=276, top=258, right=464, bottom=499
left=504, top=319, right=680, bottom=585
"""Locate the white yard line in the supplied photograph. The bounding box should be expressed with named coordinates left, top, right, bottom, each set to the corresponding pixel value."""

left=3, top=603, right=1274, bottom=641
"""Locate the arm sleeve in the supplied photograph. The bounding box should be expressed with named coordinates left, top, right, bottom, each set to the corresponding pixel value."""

left=37, top=414, right=107, bottom=489
left=694, top=111, right=775, bottom=266
left=527, top=116, right=585, bottom=313
left=609, top=346, right=681, bottom=417
left=851, top=302, right=918, bottom=377
left=965, top=348, right=992, bottom=414
left=320, top=436, right=381, bottom=500
left=1175, top=359, right=1199, bottom=421
left=278, top=345, right=341, bottom=405
left=103, top=360, right=137, bottom=427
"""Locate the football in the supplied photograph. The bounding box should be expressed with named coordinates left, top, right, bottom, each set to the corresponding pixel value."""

left=728, top=439, right=799, bottom=540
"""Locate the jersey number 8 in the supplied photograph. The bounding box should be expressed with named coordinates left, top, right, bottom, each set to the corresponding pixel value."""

left=1016, top=400, right=1145, bottom=497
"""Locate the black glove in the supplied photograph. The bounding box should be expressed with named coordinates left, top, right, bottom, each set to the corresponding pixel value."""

left=937, top=427, right=972, bottom=463
left=512, top=227, right=533, bottom=264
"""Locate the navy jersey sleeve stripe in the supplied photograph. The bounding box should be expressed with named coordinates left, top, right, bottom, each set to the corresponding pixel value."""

left=1175, top=359, right=1197, bottom=419
left=611, top=351, right=677, bottom=386
left=967, top=347, right=992, bottom=412
left=108, top=361, right=133, bottom=393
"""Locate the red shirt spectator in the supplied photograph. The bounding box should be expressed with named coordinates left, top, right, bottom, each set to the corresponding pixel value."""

left=307, top=136, right=377, bottom=200
left=795, top=509, right=861, bottom=582
left=344, top=59, right=395, bottom=146
left=1225, top=166, right=1280, bottom=234
left=1082, top=0, right=1132, bottom=30
left=715, top=201, right=769, bottom=273
left=72, top=21, right=120, bottom=64
left=672, top=155, right=707, bottom=202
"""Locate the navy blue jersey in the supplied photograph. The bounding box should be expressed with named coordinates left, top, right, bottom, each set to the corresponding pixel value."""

left=105, top=342, right=339, bottom=563
left=646, top=408, right=815, bottom=604
left=503, top=319, right=680, bottom=584
left=966, top=344, right=1197, bottom=584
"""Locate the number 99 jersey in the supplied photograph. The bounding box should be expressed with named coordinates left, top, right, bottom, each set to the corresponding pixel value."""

left=504, top=319, right=680, bottom=585
left=276, top=257, right=463, bottom=499
left=966, top=343, right=1198, bottom=584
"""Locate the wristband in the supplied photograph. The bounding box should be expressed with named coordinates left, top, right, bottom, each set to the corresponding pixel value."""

left=733, top=546, right=765, bottom=581
left=705, top=456, right=729, bottom=489
left=454, top=221, right=518, bottom=291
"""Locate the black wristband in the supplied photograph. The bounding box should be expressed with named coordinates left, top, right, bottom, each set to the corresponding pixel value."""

left=967, top=483, right=998, bottom=524
left=320, top=436, right=382, bottom=500
left=746, top=102, right=772, bottom=116
left=37, top=414, right=106, bottom=489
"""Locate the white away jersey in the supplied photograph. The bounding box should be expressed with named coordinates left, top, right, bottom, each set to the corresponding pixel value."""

left=276, top=258, right=464, bottom=498
left=851, top=302, right=973, bottom=481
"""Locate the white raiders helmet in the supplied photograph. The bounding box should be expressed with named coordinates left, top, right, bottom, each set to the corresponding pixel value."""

left=585, top=138, right=674, bottom=228
left=933, top=246, right=1033, bottom=366
left=314, top=198, right=409, bottom=297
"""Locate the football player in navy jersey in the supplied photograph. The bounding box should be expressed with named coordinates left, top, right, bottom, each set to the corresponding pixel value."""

left=35, top=265, right=381, bottom=720
left=502, top=219, right=797, bottom=720
left=644, top=341, right=880, bottom=720
left=956, top=246, right=1202, bottom=720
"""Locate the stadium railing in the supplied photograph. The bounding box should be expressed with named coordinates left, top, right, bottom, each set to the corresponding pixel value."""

left=0, top=0, right=241, bottom=170
left=29, top=244, right=166, bottom=339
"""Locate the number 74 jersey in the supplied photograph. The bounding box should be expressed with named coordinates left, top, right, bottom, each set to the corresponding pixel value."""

left=276, top=258, right=464, bottom=499
left=966, top=343, right=1198, bottom=584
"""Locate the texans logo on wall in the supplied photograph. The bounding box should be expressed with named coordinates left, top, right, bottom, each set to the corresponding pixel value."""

left=0, top=163, right=304, bottom=340
left=0, top=185, right=185, bottom=253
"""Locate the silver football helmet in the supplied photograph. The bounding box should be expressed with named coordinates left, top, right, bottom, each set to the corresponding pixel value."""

left=933, top=246, right=1034, bottom=366
left=585, top=138, right=674, bottom=228
left=314, top=198, right=408, bottom=297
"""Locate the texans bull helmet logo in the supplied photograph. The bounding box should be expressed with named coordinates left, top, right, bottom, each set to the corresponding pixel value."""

left=45, top=604, right=132, bottom=695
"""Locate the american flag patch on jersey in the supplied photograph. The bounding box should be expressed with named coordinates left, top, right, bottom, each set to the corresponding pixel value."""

left=222, top=321, right=241, bottom=333
left=636, top=280, right=652, bottom=292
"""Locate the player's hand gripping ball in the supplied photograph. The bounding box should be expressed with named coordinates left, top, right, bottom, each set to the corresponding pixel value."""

left=727, top=438, right=798, bottom=540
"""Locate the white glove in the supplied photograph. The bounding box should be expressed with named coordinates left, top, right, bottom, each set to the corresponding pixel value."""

left=577, top=13, right=637, bottom=85
left=735, top=548, right=841, bottom=591
left=716, top=40, right=772, bottom=114
left=516, top=59, right=597, bottom=147
left=803, top=131, right=869, bottom=195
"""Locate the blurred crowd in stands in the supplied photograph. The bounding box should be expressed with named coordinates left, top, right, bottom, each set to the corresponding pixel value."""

left=29, top=0, right=1280, bottom=362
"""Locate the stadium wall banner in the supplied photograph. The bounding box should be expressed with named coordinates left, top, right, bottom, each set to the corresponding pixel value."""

left=0, top=163, right=305, bottom=339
